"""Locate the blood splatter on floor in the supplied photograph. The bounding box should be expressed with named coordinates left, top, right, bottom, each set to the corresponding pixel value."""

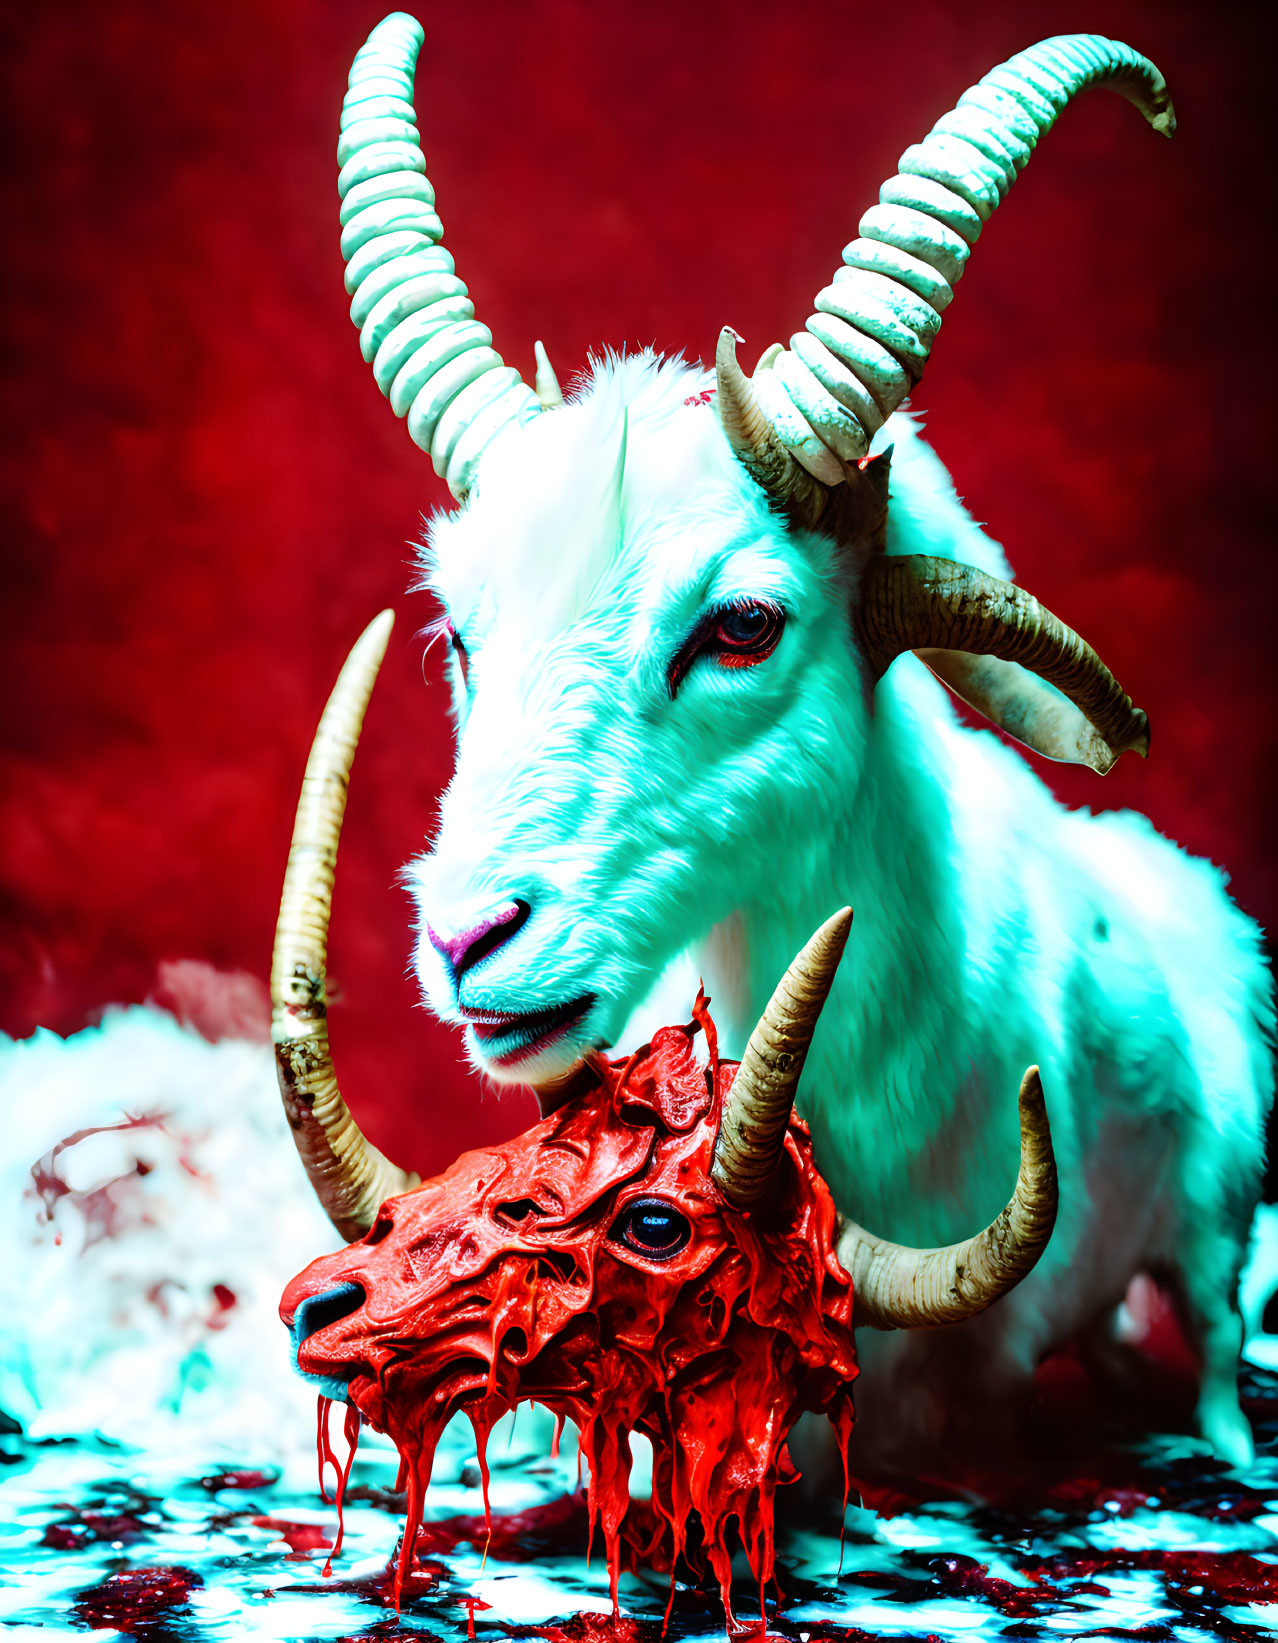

left=3, top=1365, right=1276, bottom=1641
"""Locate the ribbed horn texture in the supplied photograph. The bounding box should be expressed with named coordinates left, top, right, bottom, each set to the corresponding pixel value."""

left=721, top=35, right=1173, bottom=488
left=711, top=908, right=853, bottom=1210
left=840, top=1067, right=1058, bottom=1329
left=858, top=554, right=1149, bottom=773
left=340, top=13, right=543, bottom=498
left=271, top=611, right=419, bottom=1243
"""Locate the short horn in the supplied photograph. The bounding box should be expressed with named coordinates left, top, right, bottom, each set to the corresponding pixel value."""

left=271, top=611, right=419, bottom=1242
left=719, top=35, right=1172, bottom=515
left=858, top=554, right=1149, bottom=773
left=534, top=340, right=565, bottom=409
left=711, top=908, right=853, bottom=1210
left=339, top=14, right=543, bottom=497
left=840, top=1066, right=1057, bottom=1329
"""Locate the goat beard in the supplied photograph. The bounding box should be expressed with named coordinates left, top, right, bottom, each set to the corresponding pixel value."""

left=329, top=1256, right=856, bottom=1623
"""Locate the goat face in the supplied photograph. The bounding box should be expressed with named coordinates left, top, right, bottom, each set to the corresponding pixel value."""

left=409, top=363, right=868, bottom=1085
left=281, top=999, right=856, bottom=1611
left=339, top=19, right=1163, bottom=1086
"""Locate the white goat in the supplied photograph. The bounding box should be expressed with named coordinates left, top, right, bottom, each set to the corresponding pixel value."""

left=332, top=16, right=1274, bottom=1466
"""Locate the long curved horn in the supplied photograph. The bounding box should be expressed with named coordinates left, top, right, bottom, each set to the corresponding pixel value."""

left=718, top=35, right=1173, bottom=502
left=271, top=611, right=419, bottom=1242
left=710, top=908, right=853, bottom=1210
left=859, top=555, right=1149, bottom=773
left=340, top=13, right=543, bottom=498
left=840, top=1067, right=1058, bottom=1329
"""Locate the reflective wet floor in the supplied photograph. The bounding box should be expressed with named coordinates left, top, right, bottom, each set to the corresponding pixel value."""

left=3, top=1366, right=1277, bottom=1642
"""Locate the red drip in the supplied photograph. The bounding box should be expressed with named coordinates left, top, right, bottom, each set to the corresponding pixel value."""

left=468, top=1407, right=495, bottom=1562
left=388, top=1415, right=448, bottom=1610
left=456, top=1593, right=491, bottom=1637
left=393, top=1452, right=422, bottom=1611
left=316, top=1394, right=337, bottom=1504
left=322, top=1403, right=361, bottom=1576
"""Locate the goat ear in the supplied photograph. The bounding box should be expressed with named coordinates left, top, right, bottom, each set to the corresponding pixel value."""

left=916, top=649, right=1134, bottom=775
left=858, top=556, right=1149, bottom=775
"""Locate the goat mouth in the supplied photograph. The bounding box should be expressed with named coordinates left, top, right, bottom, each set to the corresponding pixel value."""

left=462, top=994, right=595, bottom=1066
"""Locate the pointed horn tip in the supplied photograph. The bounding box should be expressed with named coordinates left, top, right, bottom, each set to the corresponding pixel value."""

left=344, top=609, right=396, bottom=674
left=366, top=608, right=396, bottom=643
left=1090, top=710, right=1149, bottom=777
left=534, top=340, right=565, bottom=409
left=716, top=327, right=743, bottom=370
left=802, top=905, right=854, bottom=976
left=1016, top=1065, right=1055, bottom=1168
left=823, top=904, right=854, bottom=942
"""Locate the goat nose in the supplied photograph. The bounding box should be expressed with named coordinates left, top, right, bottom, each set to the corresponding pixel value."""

left=291, top=1281, right=365, bottom=1346
left=427, top=899, right=530, bottom=983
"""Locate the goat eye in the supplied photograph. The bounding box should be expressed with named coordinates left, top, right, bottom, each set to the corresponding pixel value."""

left=449, top=624, right=470, bottom=687
left=610, top=1197, right=691, bottom=1261
left=712, top=601, right=783, bottom=661
left=667, top=600, right=784, bottom=695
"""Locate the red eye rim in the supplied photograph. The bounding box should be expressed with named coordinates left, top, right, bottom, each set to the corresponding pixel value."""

left=667, top=599, right=785, bottom=696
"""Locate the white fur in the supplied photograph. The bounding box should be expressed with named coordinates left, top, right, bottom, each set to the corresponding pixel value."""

left=0, top=1005, right=336, bottom=1466
left=409, top=352, right=1273, bottom=1468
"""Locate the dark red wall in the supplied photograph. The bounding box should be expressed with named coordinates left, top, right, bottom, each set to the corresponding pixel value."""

left=2, top=0, right=1274, bottom=1179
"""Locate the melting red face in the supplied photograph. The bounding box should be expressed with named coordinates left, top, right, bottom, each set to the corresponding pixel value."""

left=280, top=997, right=856, bottom=1618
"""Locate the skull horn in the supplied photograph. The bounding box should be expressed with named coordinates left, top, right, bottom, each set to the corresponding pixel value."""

left=711, top=907, right=853, bottom=1210
left=271, top=611, right=419, bottom=1242
left=718, top=35, right=1172, bottom=499
left=840, top=1067, right=1058, bottom=1329
left=339, top=14, right=543, bottom=498
left=858, top=554, right=1150, bottom=773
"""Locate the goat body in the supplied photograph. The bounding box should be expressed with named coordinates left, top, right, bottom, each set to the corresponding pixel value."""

left=410, top=355, right=1273, bottom=1467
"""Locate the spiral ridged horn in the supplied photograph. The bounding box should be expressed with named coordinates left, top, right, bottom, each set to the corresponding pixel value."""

left=719, top=35, right=1173, bottom=494
left=340, top=13, right=544, bottom=498
left=271, top=611, right=419, bottom=1242
left=839, top=1067, right=1058, bottom=1329
left=859, top=555, right=1149, bottom=773
left=711, top=908, right=853, bottom=1209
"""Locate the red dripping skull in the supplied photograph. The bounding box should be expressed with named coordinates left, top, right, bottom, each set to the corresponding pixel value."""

left=281, top=995, right=857, bottom=1614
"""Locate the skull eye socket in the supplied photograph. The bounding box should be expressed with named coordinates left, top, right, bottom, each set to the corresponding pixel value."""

left=610, top=1197, right=691, bottom=1261
left=496, top=1199, right=548, bottom=1225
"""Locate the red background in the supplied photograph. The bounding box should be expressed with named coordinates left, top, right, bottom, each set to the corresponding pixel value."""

left=2, top=0, right=1274, bottom=1181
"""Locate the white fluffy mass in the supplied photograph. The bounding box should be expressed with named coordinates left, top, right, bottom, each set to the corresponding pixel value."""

left=0, top=999, right=337, bottom=1464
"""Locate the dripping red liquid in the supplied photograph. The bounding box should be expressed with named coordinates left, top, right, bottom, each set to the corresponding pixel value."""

left=283, top=998, right=856, bottom=1621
